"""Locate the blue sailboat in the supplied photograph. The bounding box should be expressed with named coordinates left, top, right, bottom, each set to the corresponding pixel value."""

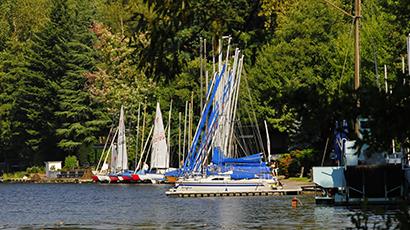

left=166, top=40, right=278, bottom=194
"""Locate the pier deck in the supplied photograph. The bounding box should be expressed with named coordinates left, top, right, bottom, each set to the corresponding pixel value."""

left=166, top=178, right=315, bottom=197
left=166, top=188, right=303, bottom=197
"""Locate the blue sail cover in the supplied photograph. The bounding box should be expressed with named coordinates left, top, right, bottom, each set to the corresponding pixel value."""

left=212, top=147, right=262, bottom=164
left=208, top=147, right=273, bottom=180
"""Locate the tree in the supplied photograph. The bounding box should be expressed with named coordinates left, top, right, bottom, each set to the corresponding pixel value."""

left=247, top=0, right=398, bottom=149
left=27, top=0, right=109, bottom=164
left=128, top=0, right=271, bottom=81
left=0, top=0, right=50, bottom=50
left=0, top=40, right=56, bottom=166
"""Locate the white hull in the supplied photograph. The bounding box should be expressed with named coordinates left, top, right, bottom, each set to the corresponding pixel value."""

left=167, top=175, right=278, bottom=194
left=97, top=175, right=111, bottom=183
left=138, top=173, right=165, bottom=183
left=138, top=168, right=177, bottom=183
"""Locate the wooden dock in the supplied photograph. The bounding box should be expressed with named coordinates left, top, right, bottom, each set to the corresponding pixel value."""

left=166, top=179, right=317, bottom=198
left=166, top=188, right=303, bottom=197
left=2, top=178, right=93, bottom=184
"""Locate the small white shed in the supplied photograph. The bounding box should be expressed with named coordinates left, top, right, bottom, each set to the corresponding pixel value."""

left=45, top=161, right=62, bottom=178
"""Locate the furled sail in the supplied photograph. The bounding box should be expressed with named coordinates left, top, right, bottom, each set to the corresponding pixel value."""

left=117, top=105, right=128, bottom=171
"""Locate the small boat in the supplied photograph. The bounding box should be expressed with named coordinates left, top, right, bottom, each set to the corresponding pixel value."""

left=167, top=174, right=278, bottom=194
left=134, top=102, right=173, bottom=183
left=93, top=106, right=137, bottom=183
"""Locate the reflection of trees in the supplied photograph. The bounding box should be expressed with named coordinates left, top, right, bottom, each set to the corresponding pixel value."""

left=347, top=205, right=410, bottom=229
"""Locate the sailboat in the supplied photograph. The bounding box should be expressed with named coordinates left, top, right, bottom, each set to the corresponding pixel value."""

left=166, top=40, right=278, bottom=195
left=92, top=106, right=136, bottom=183
left=135, top=102, right=175, bottom=183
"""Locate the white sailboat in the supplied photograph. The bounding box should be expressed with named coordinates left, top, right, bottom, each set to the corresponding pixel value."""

left=93, top=106, right=132, bottom=183
left=137, top=102, right=174, bottom=183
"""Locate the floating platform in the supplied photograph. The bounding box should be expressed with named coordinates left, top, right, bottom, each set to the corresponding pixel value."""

left=3, top=178, right=93, bottom=184
left=166, top=188, right=303, bottom=197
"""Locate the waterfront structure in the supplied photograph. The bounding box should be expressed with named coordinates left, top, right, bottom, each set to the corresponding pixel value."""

left=45, top=161, right=62, bottom=178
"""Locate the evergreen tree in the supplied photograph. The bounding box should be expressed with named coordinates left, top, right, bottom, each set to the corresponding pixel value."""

left=0, top=40, right=55, bottom=166
left=28, top=0, right=109, bottom=164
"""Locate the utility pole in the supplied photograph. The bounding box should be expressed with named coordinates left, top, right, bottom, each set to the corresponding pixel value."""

left=354, top=0, right=361, bottom=91
left=354, top=0, right=361, bottom=135
left=324, top=0, right=361, bottom=135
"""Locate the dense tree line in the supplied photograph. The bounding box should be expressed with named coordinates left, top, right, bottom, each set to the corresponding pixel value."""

left=0, top=0, right=409, bottom=170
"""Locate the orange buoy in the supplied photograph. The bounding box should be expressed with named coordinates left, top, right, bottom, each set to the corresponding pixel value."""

left=292, top=196, right=298, bottom=208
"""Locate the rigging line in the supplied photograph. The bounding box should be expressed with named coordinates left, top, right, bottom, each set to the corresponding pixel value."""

left=233, top=130, right=247, bottom=157
left=239, top=110, right=251, bottom=155
left=96, top=126, right=114, bottom=171
left=361, top=1, right=381, bottom=89
left=323, top=0, right=354, bottom=18
left=245, top=107, right=260, bottom=154
left=236, top=114, right=248, bottom=155
left=243, top=71, right=266, bottom=157
left=240, top=74, right=260, bottom=153
left=339, top=18, right=356, bottom=91
left=135, top=125, right=154, bottom=172
left=101, top=127, right=119, bottom=174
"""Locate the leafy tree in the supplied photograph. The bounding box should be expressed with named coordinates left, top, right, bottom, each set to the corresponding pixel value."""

left=248, top=0, right=399, bottom=150
left=64, top=155, right=78, bottom=170
left=0, top=0, right=50, bottom=50
left=87, top=22, right=157, bottom=163
left=128, top=0, right=270, bottom=81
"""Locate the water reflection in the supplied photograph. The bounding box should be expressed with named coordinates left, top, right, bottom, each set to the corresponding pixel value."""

left=0, top=184, right=408, bottom=229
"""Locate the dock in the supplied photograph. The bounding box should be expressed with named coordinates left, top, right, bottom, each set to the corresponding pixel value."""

left=166, top=188, right=303, bottom=197
left=2, top=178, right=93, bottom=184
left=166, top=178, right=316, bottom=197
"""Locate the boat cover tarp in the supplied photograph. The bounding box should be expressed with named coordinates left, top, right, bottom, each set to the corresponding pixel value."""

left=212, top=147, right=262, bottom=165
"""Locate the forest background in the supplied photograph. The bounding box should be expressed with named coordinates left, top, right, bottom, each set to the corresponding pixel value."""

left=0, top=0, right=409, bottom=175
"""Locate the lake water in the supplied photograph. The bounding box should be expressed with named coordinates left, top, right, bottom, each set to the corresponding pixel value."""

left=0, top=183, right=408, bottom=229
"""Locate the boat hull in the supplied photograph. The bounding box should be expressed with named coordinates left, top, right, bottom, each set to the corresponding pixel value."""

left=138, top=173, right=165, bottom=183
left=167, top=176, right=278, bottom=194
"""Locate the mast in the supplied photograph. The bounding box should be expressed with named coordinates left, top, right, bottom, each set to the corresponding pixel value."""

left=200, top=37, right=203, bottom=112
left=264, top=120, right=271, bottom=162
left=178, top=112, right=182, bottom=168
left=183, top=101, right=188, bottom=165
left=167, top=99, right=172, bottom=167
left=135, top=103, right=141, bottom=169
left=141, top=102, right=147, bottom=156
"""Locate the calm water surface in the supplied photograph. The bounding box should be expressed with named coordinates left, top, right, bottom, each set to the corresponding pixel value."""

left=0, top=184, right=408, bottom=229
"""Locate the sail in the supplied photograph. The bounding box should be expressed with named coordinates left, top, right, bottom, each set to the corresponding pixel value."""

left=151, top=102, right=169, bottom=169
left=110, top=144, right=118, bottom=172
left=117, top=105, right=128, bottom=171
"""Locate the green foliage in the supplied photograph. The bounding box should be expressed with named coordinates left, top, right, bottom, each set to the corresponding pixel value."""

left=0, top=0, right=51, bottom=50
left=1, top=0, right=410, bottom=168
left=248, top=0, right=399, bottom=150
left=26, top=166, right=45, bottom=173
left=128, top=0, right=270, bottom=81
left=2, top=171, right=28, bottom=179
left=277, top=148, right=316, bottom=178
left=64, top=155, right=78, bottom=170
left=0, top=40, right=56, bottom=165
